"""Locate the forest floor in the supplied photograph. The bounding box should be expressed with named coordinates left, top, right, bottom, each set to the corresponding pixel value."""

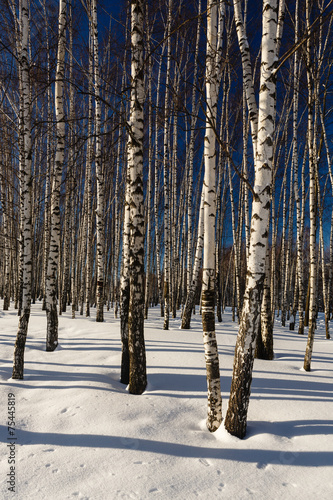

left=1, top=303, right=333, bottom=500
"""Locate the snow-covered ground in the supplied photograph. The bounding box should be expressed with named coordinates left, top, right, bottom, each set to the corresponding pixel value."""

left=1, top=303, right=333, bottom=500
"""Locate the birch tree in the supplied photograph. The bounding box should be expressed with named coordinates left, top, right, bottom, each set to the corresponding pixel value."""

left=126, top=0, right=147, bottom=395
left=154, top=43, right=165, bottom=318
left=163, top=0, right=173, bottom=330
left=181, top=191, right=204, bottom=329
left=120, top=162, right=130, bottom=385
left=225, top=0, right=283, bottom=438
left=144, top=2, right=153, bottom=319
left=186, top=0, right=201, bottom=316
left=91, top=0, right=105, bottom=322
left=41, top=0, right=52, bottom=312
left=84, top=10, right=94, bottom=318
left=12, top=0, right=32, bottom=378
left=1, top=153, right=11, bottom=311
left=45, top=0, right=66, bottom=351
left=304, top=0, right=318, bottom=372
left=201, top=0, right=223, bottom=432
left=292, top=0, right=305, bottom=335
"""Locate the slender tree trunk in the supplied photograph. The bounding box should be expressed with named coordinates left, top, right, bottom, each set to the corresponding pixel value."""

left=317, top=177, right=330, bottom=339
left=154, top=43, right=165, bottom=317
left=85, top=21, right=94, bottom=318
left=225, top=0, right=281, bottom=439
left=120, top=162, right=130, bottom=385
left=70, top=182, right=77, bottom=319
left=145, top=14, right=153, bottom=319
left=45, top=0, right=66, bottom=351
left=127, top=0, right=147, bottom=394
left=233, top=0, right=259, bottom=157
left=12, top=0, right=32, bottom=379
left=293, top=0, right=304, bottom=335
left=91, top=0, right=105, bottom=322
left=280, top=174, right=287, bottom=326
left=1, top=161, right=11, bottom=311
left=186, top=0, right=201, bottom=307
left=61, top=172, right=71, bottom=313
left=163, top=0, right=173, bottom=331
left=202, top=0, right=222, bottom=433
left=318, top=79, right=333, bottom=325
left=256, top=245, right=274, bottom=360
left=304, top=0, right=317, bottom=372
left=329, top=209, right=333, bottom=319
left=42, top=0, right=52, bottom=312
left=282, top=138, right=294, bottom=326
left=181, top=191, right=204, bottom=329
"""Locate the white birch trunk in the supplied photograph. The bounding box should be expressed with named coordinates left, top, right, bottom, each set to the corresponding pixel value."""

left=225, top=0, right=280, bottom=438
left=226, top=69, right=241, bottom=321
left=181, top=191, right=204, bottom=329
left=256, top=245, right=274, bottom=360
left=144, top=2, right=152, bottom=319
left=120, top=161, right=130, bottom=385
left=84, top=22, right=94, bottom=318
left=186, top=0, right=201, bottom=298
left=243, top=89, right=250, bottom=262
left=317, top=191, right=330, bottom=339
left=127, top=0, right=147, bottom=394
left=154, top=43, right=165, bottom=317
left=163, top=0, right=173, bottom=330
left=292, top=0, right=305, bottom=335
left=202, top=0, right=222, bottom=432
left=304, top=0, right=317, bottom=371
left=12, top=0, right=32, bottom=378
left=61, top=52, right=74, bottom=316
left=91, top=0, right=105, bottom=322
left=45, top=0, right=66, bottom=351
left=1, top=162, right=11, bottom=310
left=41, top=0, right=52, bottom=312
left=318, top=103, right=333, bottom=324
left=283, top=149, right=294, bottom=326
left=329, top=210, right=333, bottom=320
left=233, top=0, right=258, bottom=157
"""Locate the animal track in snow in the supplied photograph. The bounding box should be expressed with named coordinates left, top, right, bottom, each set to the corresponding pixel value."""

left=218, top=482, right=225, bottom=491
left=199, top=458, right=210, bottom=467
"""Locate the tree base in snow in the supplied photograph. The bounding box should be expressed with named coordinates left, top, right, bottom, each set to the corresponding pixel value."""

left=46, top=342, right=58, bottom=352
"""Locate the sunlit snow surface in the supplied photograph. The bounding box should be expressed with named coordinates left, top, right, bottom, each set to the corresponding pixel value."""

left=1, top=304, right=333, bottom=499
